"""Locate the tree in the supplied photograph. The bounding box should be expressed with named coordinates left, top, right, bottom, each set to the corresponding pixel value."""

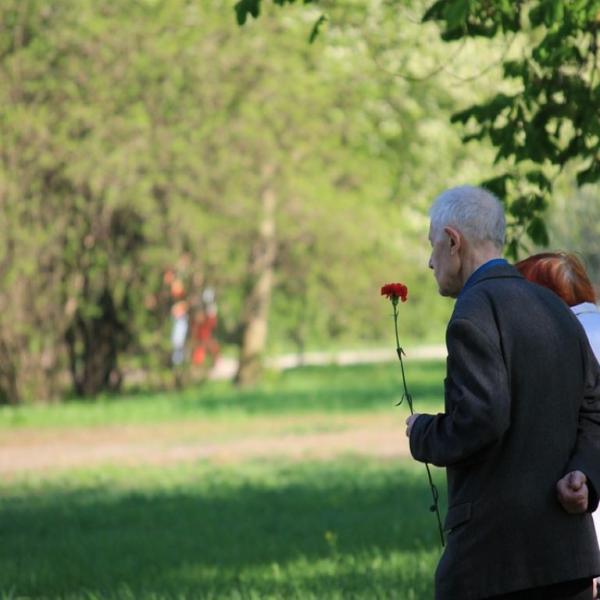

left=0, top=0, right=502, bottom=401
left=0, top=0, right=201, bottom=400
left=236, top=0, right=600, bottom=257
left=0, top=0, right=418, bottom=397
left=424, top=0, right=600, bottom=256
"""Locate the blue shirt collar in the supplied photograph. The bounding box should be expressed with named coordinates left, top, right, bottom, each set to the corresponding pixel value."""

left=459, top=258, right=508, bottom=298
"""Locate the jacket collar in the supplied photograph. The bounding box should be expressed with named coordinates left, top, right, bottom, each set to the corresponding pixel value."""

left=459, top=261, right=522, bottom=297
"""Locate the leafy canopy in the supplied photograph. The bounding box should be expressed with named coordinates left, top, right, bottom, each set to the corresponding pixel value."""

left=237, top=0, right=600, bottom=257
left=425, top=0, right=600, bottom=256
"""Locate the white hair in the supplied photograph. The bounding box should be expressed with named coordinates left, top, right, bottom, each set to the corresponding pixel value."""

left=429, top=185, right=505, bottom=249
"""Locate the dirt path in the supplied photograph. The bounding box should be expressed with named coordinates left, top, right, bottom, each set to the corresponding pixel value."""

left=0, top=346, right=445, bottom=477
left=0, top=414, right=411, bottom=476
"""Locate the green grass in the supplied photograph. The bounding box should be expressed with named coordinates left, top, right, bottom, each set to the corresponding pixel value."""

left=0, top=458, right=445, bottom=599
left=0, top=361, right=448, bottom=598
left=0, top=360, right=445, bottom=430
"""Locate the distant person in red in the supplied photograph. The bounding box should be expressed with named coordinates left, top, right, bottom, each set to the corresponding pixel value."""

left=191, top=287, right=220, bottom=367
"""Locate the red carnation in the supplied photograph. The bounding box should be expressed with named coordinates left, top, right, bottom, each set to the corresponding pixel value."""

left=380, top=282, right=408, bottom=303
left=379, top=278, right=444, bottom=547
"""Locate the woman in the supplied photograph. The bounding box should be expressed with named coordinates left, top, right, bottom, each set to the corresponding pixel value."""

left=516, top=252, right=600, bottom=362
left=517, top=251, right=600, bottom=597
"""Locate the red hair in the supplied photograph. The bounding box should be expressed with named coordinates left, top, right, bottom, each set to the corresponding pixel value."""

left=516, top=252, right=596, bottom=306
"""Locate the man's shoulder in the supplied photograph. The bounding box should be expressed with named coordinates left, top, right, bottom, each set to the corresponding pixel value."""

left=465, top=263, right=524, bottom=294
left=451, top=265, right=572, bottom=328
left=451, top=265, right=585, bottom=346
left=456, top=263, right=559, bottom=309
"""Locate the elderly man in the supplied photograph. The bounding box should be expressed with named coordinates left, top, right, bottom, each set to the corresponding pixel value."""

left=407, top=186, right=600, bottom=599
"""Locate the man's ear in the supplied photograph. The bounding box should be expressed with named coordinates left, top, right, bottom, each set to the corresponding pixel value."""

left=443, top=226, right=462, bottom=254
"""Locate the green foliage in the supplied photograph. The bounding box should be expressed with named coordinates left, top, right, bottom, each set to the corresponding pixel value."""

left=546, top=183, right=600, bottom=285
left=5, top=0, right=406, bottom=400
left=309, top=13, right=328, bottom=42
left=234, top=0, right=316, bottom=25
left=239, top=0, right=600, bottom=258
left=425, top=0, right=600, bottom=256
left=0, top=0, right=499, bottom=402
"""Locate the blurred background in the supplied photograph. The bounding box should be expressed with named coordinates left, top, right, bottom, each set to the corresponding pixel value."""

left=0, top=0, right=598, bottom=403
left=0, top=0, right=598, bottom=597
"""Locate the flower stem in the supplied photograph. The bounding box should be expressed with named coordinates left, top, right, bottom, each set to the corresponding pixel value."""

left=393, top=302, right=445, bottom=547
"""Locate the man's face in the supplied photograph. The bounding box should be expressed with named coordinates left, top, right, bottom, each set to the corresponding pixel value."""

left=428, top=224, right=462, bottom=298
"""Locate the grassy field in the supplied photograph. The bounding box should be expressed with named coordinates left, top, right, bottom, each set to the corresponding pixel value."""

left=0, top=361, right=446, bottom=429
left=0, top=360, right=446, bottom=599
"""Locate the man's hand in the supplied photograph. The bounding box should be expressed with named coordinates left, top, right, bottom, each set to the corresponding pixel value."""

left=406, top=413, right=421, bottom=437
left=556, top=470, right=589, bottom=514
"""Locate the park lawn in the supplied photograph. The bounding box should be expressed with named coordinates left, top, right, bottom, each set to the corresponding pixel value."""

left=0, top=457, right=445, bottom=600
left=0, top=361, right=448, bottom=598
left=0, top=360, right=446, bottom=430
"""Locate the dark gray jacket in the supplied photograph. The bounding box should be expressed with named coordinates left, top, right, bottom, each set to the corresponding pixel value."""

left=410, top=263, right=600, bottom=599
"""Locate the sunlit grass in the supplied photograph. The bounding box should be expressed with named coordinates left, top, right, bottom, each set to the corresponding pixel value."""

left=0, top=360, right=445, bottom=430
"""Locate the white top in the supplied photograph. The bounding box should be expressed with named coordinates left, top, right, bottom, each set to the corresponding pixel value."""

left=572, top=302, right=600, bottom=540
left=571, top=302, right=600, bottom=364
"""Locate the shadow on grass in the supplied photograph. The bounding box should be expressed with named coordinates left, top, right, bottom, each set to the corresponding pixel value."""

left=0, top=460, right=444, bottom=598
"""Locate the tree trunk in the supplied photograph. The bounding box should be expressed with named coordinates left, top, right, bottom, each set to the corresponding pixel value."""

left=66, top=289, right=125, bottom=396
left=235, top=168, right=277, bottom=386
left=0, top=338, right=20, bottom=405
